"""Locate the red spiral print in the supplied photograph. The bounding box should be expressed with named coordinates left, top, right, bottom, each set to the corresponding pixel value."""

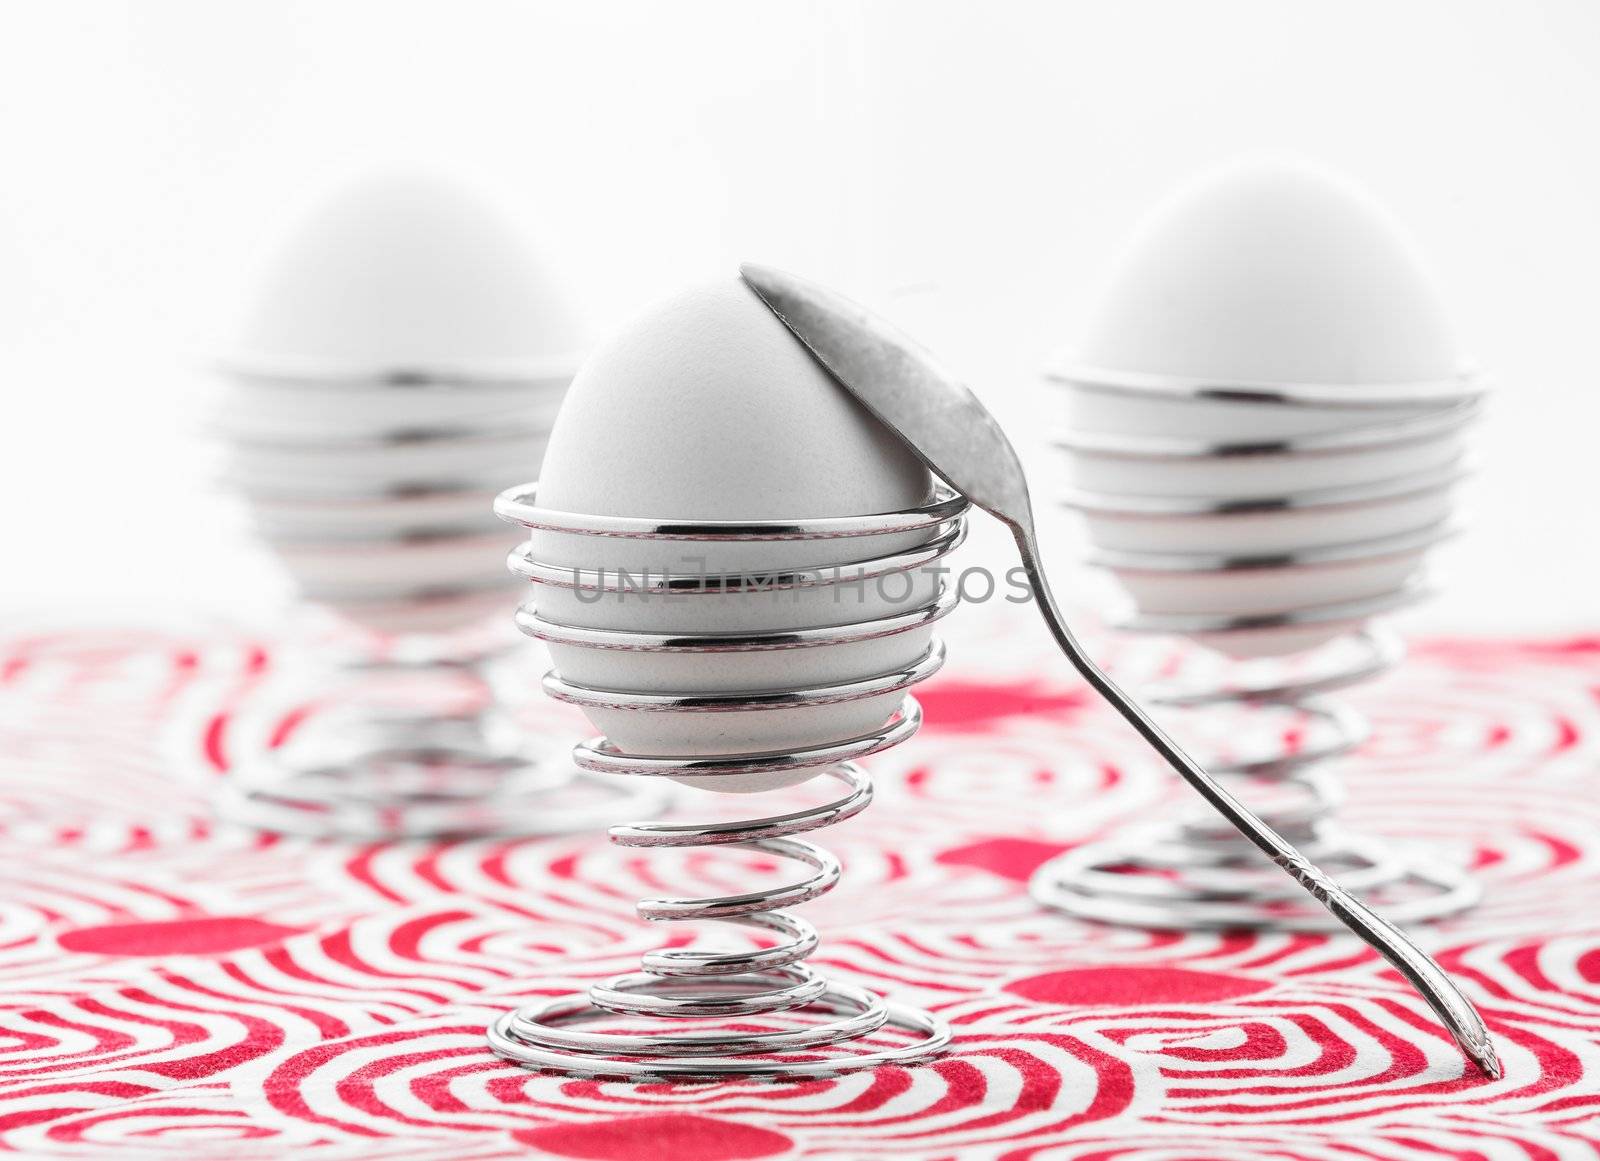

left=0, top=618, right=1594, bottom=1157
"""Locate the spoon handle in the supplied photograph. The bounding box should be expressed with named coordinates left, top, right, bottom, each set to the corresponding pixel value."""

left=1014, top=539, right=1501, bottom=1079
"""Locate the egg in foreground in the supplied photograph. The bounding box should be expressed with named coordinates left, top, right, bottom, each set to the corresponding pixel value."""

left=530, top=279, right=939, bottom=790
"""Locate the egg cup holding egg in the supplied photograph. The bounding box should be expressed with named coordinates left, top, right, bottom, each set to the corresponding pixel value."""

left=1029, top=159, right=1486, bottom=931
left=211, top=171, right=662, bottom=838
left=485, top=280, right=968, bottom=1078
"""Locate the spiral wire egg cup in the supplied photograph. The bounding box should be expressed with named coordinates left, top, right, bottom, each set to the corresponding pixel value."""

left=1030, top=367, right=1484, bottom=931
left=213, top=358, right=663, bottom=838
left=488, top=483, right=968, bottom=1077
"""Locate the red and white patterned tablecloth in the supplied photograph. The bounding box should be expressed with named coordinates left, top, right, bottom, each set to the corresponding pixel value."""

left=0, top=608, right=1596, bottom=1159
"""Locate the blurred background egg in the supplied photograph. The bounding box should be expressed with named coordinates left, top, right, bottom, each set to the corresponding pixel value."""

left=528, top=278, right=941, bottom=791
left=231, top=168, right=583, bottom=376
left=216, top=168, right=585, bottom=637
left=1075, top=158, right=1462, bottom=389
left=1053, top=158, right=1476, bottom=659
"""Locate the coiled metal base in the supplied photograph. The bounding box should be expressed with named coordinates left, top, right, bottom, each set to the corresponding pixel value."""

left=211, top=356, right=672, bottom=838
left=1030, top=626, right=1480, bottom=930
left=1033, top=363, right=1483, bottom=930
left=216, top=649, right=665, bottom=840
left=489, top=483, right=966, bottom=1077
left=489, top=752, right=952, bottom=1078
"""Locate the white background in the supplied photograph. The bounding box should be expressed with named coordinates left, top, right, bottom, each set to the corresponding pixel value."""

left=1, top=0, right=1595, bottom=633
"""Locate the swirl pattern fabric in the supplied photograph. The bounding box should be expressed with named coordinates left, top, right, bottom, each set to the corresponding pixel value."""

left=0, top=612, right=1594, bottom=1159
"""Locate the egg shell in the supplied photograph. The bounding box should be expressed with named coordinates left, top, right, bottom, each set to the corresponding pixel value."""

left=528, top=279, right=937, bottom=792
left=269, top=531, right=517, bottom=593
left=1060, top=383, right=1445, bottom=443
left=324, top=588, right=508, bottom=638
left=222, top=170, right=584, bottom=638
left=231, top=169, right=583, bottom=373
left=226, top=434, right=551, bottom=491
left=581, top=694, right=911, bottom=773
left=1076, top=158, right=1463, bottom=392
left=216, top=379, right=569, bottom=443
left=1192, top=624, right=1380, bottom=661
left=1109, top=551, right=1426, bottom=621
left=546, top=584, right=940, bottom=695
left=531, top=279, right=933, bottom=577
left=242, top=490, right=503, bottom=539
left=1062, top=432, right=1463, bottom=498
left=539, top=567, right=941, bottom=763
left=538, top=558, right=942, bottom=637
left=233, top=481, right=539, bottom=636
left=1066, top=159, right=1468, bottom=657
left=1080, top=487, right=1456, bottom=556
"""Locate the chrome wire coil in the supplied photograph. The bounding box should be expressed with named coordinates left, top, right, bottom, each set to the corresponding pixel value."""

left=1030, top=626, right=1481, bottom=930
left=214, top=356, right=663, bottom=838
left=486, top=483, right=966, bottom=1078
left=1031, top=365, right=1483, bottom=931
left=212, top=645, right=664, bottom=840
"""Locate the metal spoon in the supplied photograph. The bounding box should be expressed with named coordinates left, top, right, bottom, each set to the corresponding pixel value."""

left=739, top=262, right=1501, bottom=1080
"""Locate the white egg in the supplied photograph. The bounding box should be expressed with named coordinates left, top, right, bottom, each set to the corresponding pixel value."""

left=230, top=169, right=583, bottom=374
left=1074, top=158, right=1462, bottom=393
left=1193, top=624, right=1376, bottom=661
left=1110, top=552, right=1429, bottom=624
left=1080, top=486, right=1456, bottom=556
left=217, top=380, right=568, bottom=443
left=327, top=588, right=507, bottom=638
left=1060, top=429, right=1464, bottom=498
left=272, top=530, right=515, bottom=591
left=529, top=279, right=938, bottom=792
left=1061, top=383, right=1443, bottom=444
left=1061, top=158, right=1471, bottom=659
left=225, top=433, right=550, bottom=492
left=219, top=169, right=583, bottom=638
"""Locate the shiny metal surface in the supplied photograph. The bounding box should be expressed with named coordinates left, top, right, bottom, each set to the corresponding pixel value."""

left=1113, top=582, right=1435, bottom=636
left=738, top=261, right=1499, bottom=1079
left=215, top=652, right=660, bottom=840
left=1030, top=627, right=1481, bottom=930
left=1059, top=459, right=1471, bottom=517
left=506, top=516, right=966, bottom=594
left=1087, top=522, right=1459, bottom=574
left=486, top=486, right=967, bottom=1078
left=1044, top=360, right=1485, bottom=408
left=1051, top=397, right=1482, bottom=459
left=214, top=354, right=664, bottom=838
left=216, top=351, right=583, bottom=388
left=495, top=481, right=967, bottom=540
left=1040, top=364, right=1484, bottom=935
